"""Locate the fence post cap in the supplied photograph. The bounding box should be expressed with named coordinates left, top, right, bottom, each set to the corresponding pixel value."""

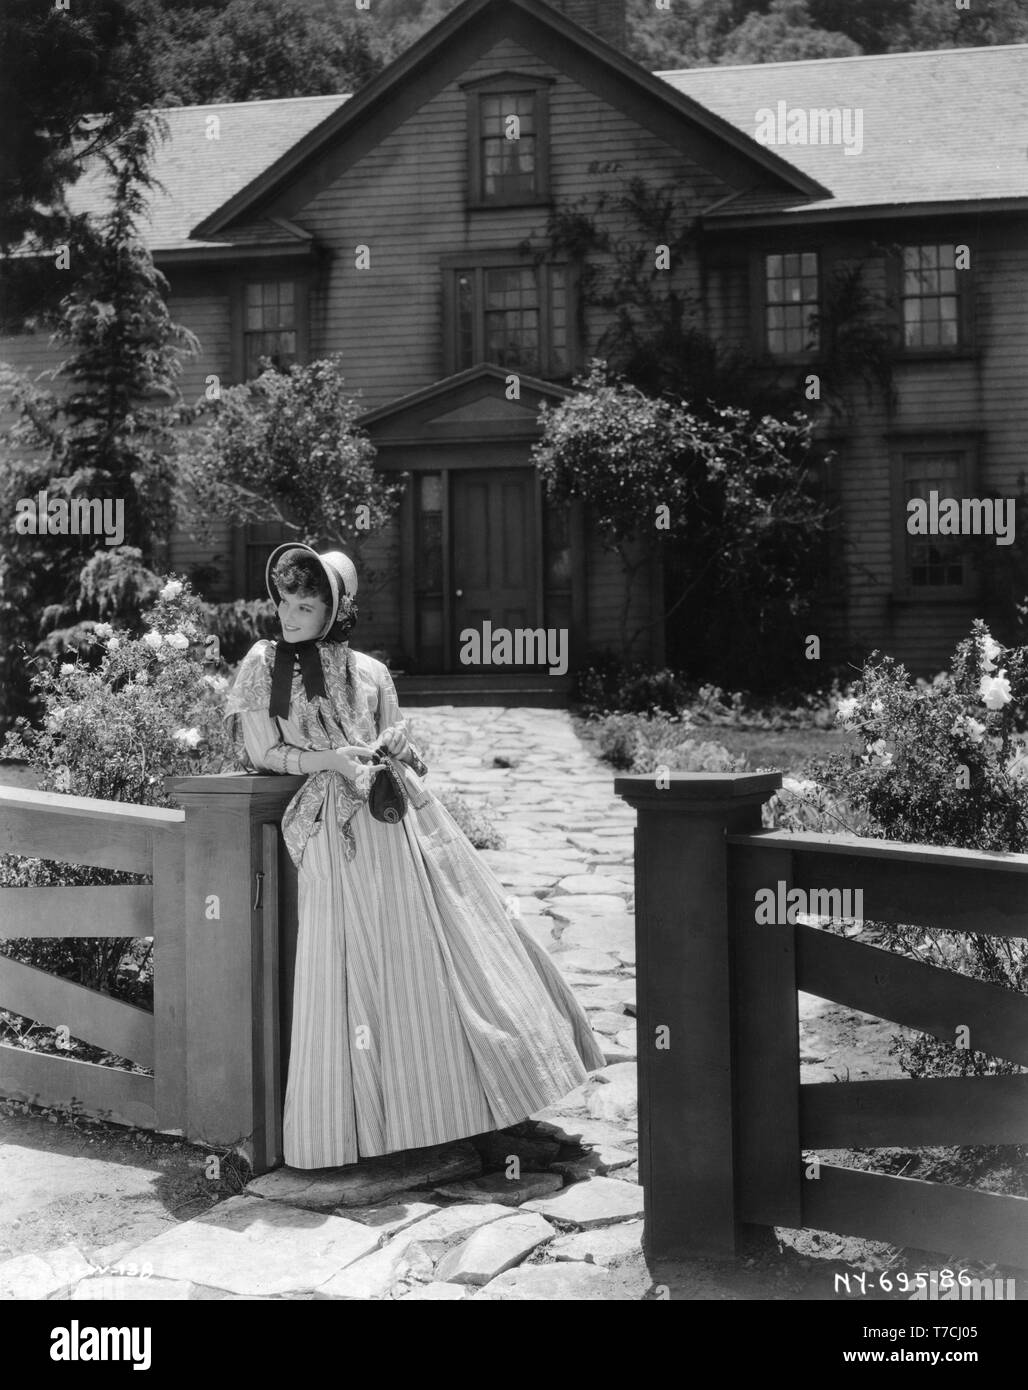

left=614, top=770, right=782, bottom=809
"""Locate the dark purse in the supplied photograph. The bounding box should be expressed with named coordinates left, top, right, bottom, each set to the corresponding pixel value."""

left=367, top=750, right=409, bottom=823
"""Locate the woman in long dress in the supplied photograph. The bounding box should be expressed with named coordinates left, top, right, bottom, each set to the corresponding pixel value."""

left=224, top=542, right=606, bottom=1169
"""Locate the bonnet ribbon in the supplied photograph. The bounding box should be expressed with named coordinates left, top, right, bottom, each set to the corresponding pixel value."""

left=269, top=638, right=329, bottom=719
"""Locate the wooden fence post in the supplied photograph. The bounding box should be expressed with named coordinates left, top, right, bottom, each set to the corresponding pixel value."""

left=614, top=770, right=781, bottom=1259
left=166, top=773, right=303, bottom=1175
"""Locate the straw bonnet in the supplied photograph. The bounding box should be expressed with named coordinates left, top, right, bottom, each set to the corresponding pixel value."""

left=265, top=542, right=358, bottom=640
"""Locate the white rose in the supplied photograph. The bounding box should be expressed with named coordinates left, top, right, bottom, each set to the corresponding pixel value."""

left=164, top=631, right=190, bottom=651
left=59, top=662, right=75, bottom=676
left=160, top=579, right=184, bottom=600
left=93, top=622, right=113, bottom=640
left=107, top=636, right=121, bottom=651
left=173, top=726, right=202, bottom=749
left=980, top=670, right=1012, bottom=711
left=135, top=670, right=150, bottom=685
left=835, top=697, right=859, bottom=725
left=870, top=698, right=884, bottom=716
left=142, top=630, right=163, bottom=650
left=980, top=632, right=1003, bottom=673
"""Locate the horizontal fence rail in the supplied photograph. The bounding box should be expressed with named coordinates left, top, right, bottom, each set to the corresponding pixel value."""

left=0, top=785, right=184, bottom=1133
left=615, top=774, right=1028, bottom=1266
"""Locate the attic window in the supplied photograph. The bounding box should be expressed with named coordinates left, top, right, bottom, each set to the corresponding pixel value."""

left=464, top=76, right=551, bottom=207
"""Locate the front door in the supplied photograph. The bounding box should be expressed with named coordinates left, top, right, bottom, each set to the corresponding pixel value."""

left=412, top=467, right=540, bottom=673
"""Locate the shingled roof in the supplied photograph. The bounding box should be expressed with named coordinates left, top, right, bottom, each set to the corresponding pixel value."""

left=661, top=43, right=1028, bottom=224
left=63, top=37, right=1027, bottom=256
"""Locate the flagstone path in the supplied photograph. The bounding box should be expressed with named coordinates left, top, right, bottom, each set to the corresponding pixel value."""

left=2, top=707, right=654, bottom=1301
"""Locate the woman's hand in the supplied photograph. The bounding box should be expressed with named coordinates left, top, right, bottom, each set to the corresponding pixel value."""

left=378, top=728, right=410, bottom=761
left=324, top=744, right=374, bottom=780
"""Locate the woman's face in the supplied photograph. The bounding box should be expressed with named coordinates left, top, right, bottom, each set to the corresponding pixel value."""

left=278, top=588, right=329, bottom=643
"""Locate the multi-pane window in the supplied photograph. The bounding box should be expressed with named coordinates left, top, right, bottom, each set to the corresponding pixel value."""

left=765, top=252, right=820, bottom=355
left=902, top=244, right=960, bottom=348
left=480, top=92, right=538, bottom=202
left=244, top=281, right=298, bottom=379
left=903, top=451, right=965, bottom=588
left=454, top=263, right=568, bottom=376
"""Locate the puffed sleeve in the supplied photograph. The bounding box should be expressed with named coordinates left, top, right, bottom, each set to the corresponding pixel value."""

left=376, top=665, right=428, bottom=777
left=223, top=641, right=294, bottom=774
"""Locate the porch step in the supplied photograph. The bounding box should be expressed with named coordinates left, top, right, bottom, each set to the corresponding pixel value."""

left=392, top=673, right=572, bottom=708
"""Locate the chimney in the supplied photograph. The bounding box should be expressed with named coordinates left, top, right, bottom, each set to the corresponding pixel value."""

left=547, top=0, right=627, bottom=49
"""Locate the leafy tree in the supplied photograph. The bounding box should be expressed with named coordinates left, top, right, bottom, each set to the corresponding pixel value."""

left=0, top=0, right=160, bottom=328
left=532, top=361, right=834, bottom=682
left=135, top=0, right=385, bottom=105
left=718, top=0, right=860, bottom=63
left=0, top=112, right=199, bottom=734
left=177, top=355, right=406, bottom=584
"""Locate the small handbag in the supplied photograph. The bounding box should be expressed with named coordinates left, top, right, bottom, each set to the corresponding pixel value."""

left=367, top=750, right=409, bottom=823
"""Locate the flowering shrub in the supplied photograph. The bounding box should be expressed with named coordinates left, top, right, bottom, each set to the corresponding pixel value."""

left=0, top=577, right=236, bottom=1024
left=806, top=620, right=1028, bottom=1078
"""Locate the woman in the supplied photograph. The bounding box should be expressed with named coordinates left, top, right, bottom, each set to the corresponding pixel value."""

left=224, top=542, right=606, bottom=1169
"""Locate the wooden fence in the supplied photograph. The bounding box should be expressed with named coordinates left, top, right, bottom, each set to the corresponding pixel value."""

left=615, top=771, right=1028, bottom=1267
left=0, top=776, right=304, bottom=1173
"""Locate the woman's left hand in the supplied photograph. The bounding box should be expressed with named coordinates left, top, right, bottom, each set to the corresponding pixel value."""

left=379, top=727, right=410, bottom=760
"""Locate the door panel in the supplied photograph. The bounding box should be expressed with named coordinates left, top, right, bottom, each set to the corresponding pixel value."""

left=450, top=468, right=539, bottom=670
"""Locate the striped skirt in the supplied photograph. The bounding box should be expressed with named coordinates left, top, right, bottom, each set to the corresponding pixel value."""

left=282, top=778, right=607, bottom=1168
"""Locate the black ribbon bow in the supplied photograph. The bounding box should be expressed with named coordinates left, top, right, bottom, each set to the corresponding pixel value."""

left=269, top=638, right=328, bottom=720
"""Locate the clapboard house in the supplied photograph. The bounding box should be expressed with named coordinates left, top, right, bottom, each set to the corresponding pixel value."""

left=2, top=0, right=1026, bottom=689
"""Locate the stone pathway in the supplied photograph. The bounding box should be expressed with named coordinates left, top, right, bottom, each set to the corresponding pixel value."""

left=1, top=708, right=648, bottom=1301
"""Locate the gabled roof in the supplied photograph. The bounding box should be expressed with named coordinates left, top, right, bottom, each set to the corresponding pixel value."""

left=357, top=363, right=571, bottom=444
left=66, top=94, right=347, bottom=254
left=191, top=0, right=825, bottom=240
left=661, top=44, right=1028, bottom=225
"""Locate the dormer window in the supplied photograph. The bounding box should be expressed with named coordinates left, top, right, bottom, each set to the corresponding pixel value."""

left=462, top=74, right=553, bottom=208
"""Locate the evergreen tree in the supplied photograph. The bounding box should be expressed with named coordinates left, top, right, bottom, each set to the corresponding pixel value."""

left=0, top=112, right=198, bottom=735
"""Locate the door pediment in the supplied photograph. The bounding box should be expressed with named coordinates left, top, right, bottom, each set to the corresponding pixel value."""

left=356, top=363, right=572, bottom=444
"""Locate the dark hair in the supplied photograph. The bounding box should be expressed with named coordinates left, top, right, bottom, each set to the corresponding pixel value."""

left=271, top=549, right=359, bottom=642
left=271, top=551, right=331, bottom=606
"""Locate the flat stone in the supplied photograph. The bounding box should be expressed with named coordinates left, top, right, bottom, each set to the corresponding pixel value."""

left=471, top=1261, right=612, bottom=1299
left=112, top=1196, right=381, bottom=1297
left=395, top=1281, right=468, bottom=1301
left=584, top=1009, right=634, bottom=1036
left=609, top=1163, right=639, bottom=1184
left=547, top=1221, right=645, bottom=1266
left=578, top=981, right=636, bottom=1011
left=0, top=1245, right=95, bottom=1300
left=523, top=1176, right=644, bottom=1228
left=315, top=1231, right=435, bottom=1299
left=548, top=1151, right=605, bottom=1181
left=247, top=1141, right=481, bottom=1210
left=432, top=1172, right=563, bottom=1207
left=532, top=1117, right=637, bottom=1150
left=478, top=851, right=584, bottom=879
left=435, top=1211, right=554, bottom=1285
left=53, top=1274, right=252, bottom=1301
left=554, top=875, right=633, bottom=896
left=377, top=1202, right=514, bottom=1246
left=615, top=947, right=636, bottom=967
left=514, top=917, right=560, bottom=950
left=551, top=947, right=621, bottom=974
left=341, top=1201, right=438, bottom=1238
left=601, top=1041, right=636, bottom=1064
left=585, top=1064, right=638, bottom=1123
left=560, top=919, right=635, bottom=953
left=547, top=895, right=630, bottom=922
left=615, top=1028, right=637, bottom=1052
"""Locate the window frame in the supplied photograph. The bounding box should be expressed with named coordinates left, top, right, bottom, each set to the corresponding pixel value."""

left=888, top=433, right=984, bottom=603
left=230, top=272, right=310, bottom=385
left=751, top=246, right=823, bottom=363
left=441, top=249, right=575, bottom=379
left=461, top=72, right=554, bottom=209
left=886, top=241, right=976, bottom=358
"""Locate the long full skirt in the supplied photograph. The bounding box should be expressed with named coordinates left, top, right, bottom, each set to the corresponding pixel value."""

left=282, top=778, right=608, bottom=1168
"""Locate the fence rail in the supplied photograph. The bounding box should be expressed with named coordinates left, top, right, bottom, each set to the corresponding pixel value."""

left=615, top=772, right=1028, bottom=1268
